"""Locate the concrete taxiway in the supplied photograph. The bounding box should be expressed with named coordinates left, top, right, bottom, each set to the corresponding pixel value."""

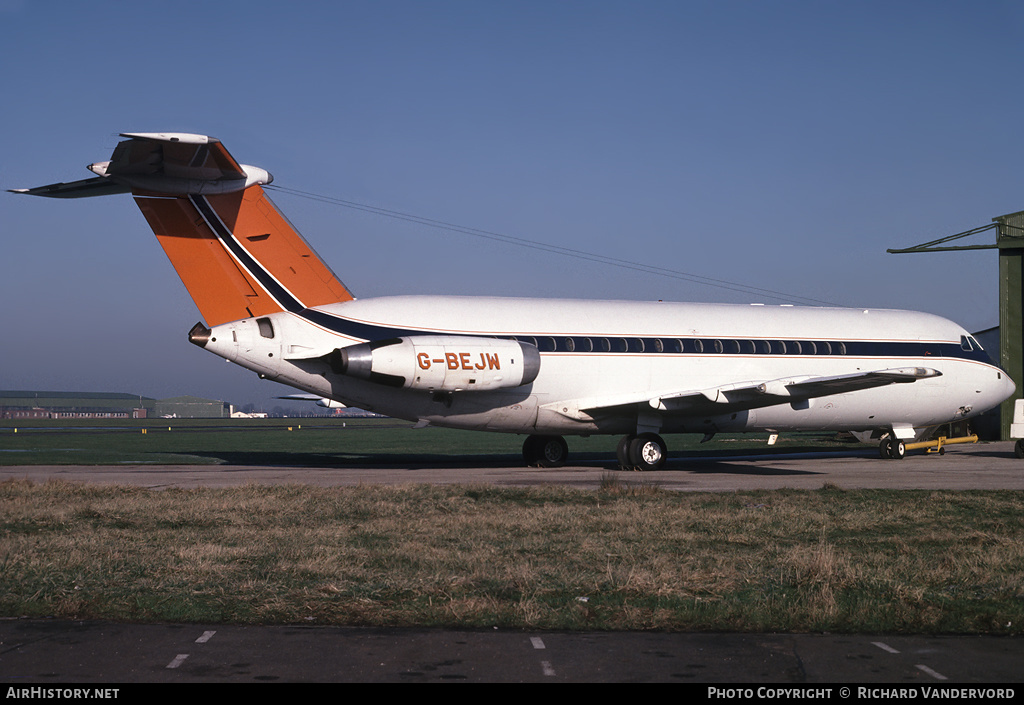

left=2, top=440, right=1023, bottom=490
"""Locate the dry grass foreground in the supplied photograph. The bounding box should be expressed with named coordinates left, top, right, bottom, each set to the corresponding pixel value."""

left=1, top=478, right=1022, bottom=633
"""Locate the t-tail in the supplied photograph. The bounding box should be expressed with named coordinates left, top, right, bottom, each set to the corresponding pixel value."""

left=10, top=132, right=354, bottom=326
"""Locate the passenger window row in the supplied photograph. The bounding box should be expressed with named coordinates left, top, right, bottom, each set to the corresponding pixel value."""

left=509, top=336, right=849, bottom=356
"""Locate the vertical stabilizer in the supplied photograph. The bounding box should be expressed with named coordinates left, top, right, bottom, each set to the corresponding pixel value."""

left=11, top=133, right=354, bottom=326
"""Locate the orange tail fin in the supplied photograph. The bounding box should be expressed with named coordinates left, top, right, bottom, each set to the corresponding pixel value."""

left=11, top=133, right=354, bottom=326
left=137, top=185, right=353, bottom=326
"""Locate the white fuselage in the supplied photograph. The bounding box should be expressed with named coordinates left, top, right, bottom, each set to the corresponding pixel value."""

left=201, top=295, right=1014, bottom=440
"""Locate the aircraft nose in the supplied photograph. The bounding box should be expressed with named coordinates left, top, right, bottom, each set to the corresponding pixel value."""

left=1002, top=372, right=1017, bottom=401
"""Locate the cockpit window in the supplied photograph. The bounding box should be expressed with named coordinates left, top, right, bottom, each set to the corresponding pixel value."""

left=969, top=335, right=983, bottom=350
left=960, top=335, right=972, bottom=351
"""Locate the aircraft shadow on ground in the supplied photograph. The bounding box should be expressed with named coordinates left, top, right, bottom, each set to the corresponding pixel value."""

left=187, top=446, right=872, bottom=474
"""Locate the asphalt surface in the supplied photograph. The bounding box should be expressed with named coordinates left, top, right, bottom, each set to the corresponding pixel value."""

left=2, top=440, right=1023, bottom=490
left=2, top=620, right=1023, bottom=684
left=2, top=441, right=1022, bottom=684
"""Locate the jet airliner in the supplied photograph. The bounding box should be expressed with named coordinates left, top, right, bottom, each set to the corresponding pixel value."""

left=11, top=132, right=1015, bottom=469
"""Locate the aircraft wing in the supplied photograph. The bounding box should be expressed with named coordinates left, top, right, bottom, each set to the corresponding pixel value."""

left=547, top=367, right=942, bottom=421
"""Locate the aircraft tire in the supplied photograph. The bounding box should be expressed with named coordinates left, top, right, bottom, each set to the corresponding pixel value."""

left=890, top=439, right=906, bottom=460
left=537, top=435, right=569, bottom=468
left=629, top=433, right=667, bottom=471
left=522, top=435, right=543, bottom=466
left=879, top=440, right=891, bottom=459
left=1015, top=439, right=1024, bottom=459
left=616, top=434, right=637, bottom=469
left=523, top=434, right=569, bottom=468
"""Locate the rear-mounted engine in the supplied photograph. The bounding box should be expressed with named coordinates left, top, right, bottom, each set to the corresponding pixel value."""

left=325, top=335, right=540, bottom=391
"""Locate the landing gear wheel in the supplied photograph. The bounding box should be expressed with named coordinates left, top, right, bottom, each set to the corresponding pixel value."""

left=1015, top=439, right=1024, bottom=459
left=523, top=435, right=543, bottom=466
left=616, top=434, right=637, bottom=469
left=523, top=434, right=568, bottom=468
left=628, top=433, right=668, bottom=471
left=879, top=438, right=906, bottom=460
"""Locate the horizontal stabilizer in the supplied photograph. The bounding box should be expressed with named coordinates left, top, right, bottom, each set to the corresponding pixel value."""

left=13, top=130, right=353, bottom=326
left=10, top=132, right=272, bottom=198
left=9, top=177, right=131, bottom=199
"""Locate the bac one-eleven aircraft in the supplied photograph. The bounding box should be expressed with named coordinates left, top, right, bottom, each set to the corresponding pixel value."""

left=12, top=132, right=1016, bottom=469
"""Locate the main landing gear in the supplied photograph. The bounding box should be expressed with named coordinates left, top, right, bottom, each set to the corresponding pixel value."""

left=617, top=432, right=668, bottom=471
left=522, top=434, right=569, bottom=468
left=521, top=432, right=669, bottom=470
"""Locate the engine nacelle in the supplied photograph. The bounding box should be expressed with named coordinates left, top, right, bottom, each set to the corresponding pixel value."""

left=331, top=335, right=541, bottom=392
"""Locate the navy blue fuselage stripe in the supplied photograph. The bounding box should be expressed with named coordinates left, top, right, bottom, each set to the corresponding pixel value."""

left=191, top=195, right=306, bottom=314
left=298, top=309, right=996, bottom=365
left=192, top=196, right=997, bottom=368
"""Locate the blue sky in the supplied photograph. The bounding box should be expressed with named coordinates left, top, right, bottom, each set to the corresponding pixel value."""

left=3, top=1, right=1023, bottom=409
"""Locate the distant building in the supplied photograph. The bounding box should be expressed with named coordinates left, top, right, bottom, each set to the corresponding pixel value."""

left=154, top=395, right=232, bottom=419
left=1, top=391, right=233, bottom=420
left=0, top=391, right=153, bottom=419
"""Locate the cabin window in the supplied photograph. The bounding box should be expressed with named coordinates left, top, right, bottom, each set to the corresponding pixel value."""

left=693, top=339, right=704, bottom=353
left=804, top=341, right=817, bottom=355
left=597, top=338, right=611, bottom=352
left=757, top=340, right=771, bottom=354
left=836, top=341, right=847, bottom=355
left=629, top=338, right=645, bottom=353
left=787, top=341, right=802, bottom=355
left=817, top=341, right=831, bottom=355
left=711, top=340, right=724, bottom=354
left=257, top=317, right=275, bottom=339
left=564, top=337, right=575, bottom=352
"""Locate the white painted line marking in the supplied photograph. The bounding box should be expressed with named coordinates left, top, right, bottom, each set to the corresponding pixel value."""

left=166, top=654, right=189, bottom=669
left=196, top=630, right=216, bottom=644
left=540, top=660, right=556, bottom=676
left=916, top=664, right=948, bottom=680
left=872, top=641, right=900, bottom=654
left=531, top=637, right=546, bottom=650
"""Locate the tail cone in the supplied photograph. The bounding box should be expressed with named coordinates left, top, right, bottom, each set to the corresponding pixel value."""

left=188, top=322, right=212, bottom=348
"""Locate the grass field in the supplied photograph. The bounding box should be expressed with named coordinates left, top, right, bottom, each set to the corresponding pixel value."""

left=1, top=480, right=1022, bottom=634
left=2, top=419, right=1022, bottom=634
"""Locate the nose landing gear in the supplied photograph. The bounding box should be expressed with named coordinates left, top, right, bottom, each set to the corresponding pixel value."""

left=879, top=438, right=906, bottom=460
